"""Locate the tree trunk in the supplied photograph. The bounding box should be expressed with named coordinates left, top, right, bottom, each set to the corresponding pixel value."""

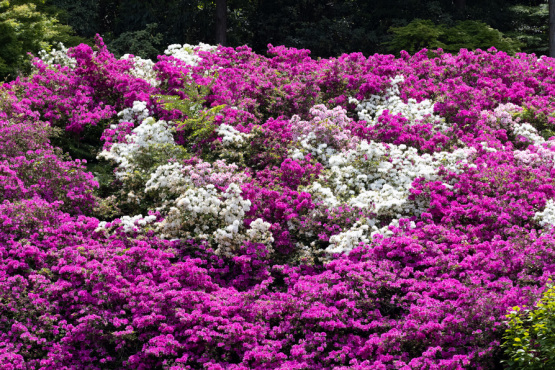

left=551, top=0, right=555, bottom=57
left=216, top=0, right=227, bottom=46
left=453, top=0, right=466, bottom=11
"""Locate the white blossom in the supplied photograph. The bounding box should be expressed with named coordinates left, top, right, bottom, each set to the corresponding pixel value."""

left=307, top=140, right=474, bottom=219
left=326, top=221, right=370, bottom=255
left=38, top=43, right=77, bottom=69
left=120, top=54, right=160, bottom=86
left=164, top=43, right=217, bottom=66
left=157, top=183, right=273, bottom=257
left=94, top=214, right=157, bottom=234
left=534, top=199, right=555, bottom=229
left=482, top=103, right=545, bottom=146
left=514, top=141, right=555, bottom=167
left=349, top=75, right=448, bottom=132
left=216, top=124, right=251, bottom=147
left=326, top=217, right=416, bottom=255
left=117, top=100, right=151, bottom=125
left=513, top=122, right=545, bottom=145
left=98, top=117, right=175, bottom=179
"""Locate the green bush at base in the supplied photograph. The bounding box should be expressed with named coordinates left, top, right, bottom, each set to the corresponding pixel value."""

left=503, top=282, right=555, bottom=369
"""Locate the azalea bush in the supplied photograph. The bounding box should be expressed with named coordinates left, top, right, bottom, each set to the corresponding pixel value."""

left=2, top=37, right=555, bottom=368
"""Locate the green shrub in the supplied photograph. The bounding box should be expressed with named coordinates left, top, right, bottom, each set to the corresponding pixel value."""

left=387, top=19, right=447, bottom=56
left=156, top=73, right=224, bottom=161
left=388, top=19, right=521, bottom=56
left=502, top=281, right=555, bottom=369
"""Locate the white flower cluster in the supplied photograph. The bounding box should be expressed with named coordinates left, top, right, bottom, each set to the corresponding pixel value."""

left=245, top=218, right=274, bottom=244
left=98, top=116, right=174, bottom=179
left=120, top=54, right=160, bottom=86
left=326, top=220, right=370, bottom=254
left=483, top=103, right=545, bottom=146
left=515, top=141, right=555, bottom=234
left=164, top=43, right=217, bottom=66
left=100, top=101, right=152, bottom=152
left=158, top=183, right=274, bottom=257
left=305, top=132, right=474, bottom=254
left=216, top=124, right=251, bottom=147
left=302, top=140, right=474, bottom=254
left=512, top=122, right=545, bottom=146
left=479, top=142, right=498, bottom=153
left=290, top=145, right=334, bottom=164
left=144, top=162, right=187, bottom=199
left=304, top=182, right=340, bottom=207
left=117, top=100, right=151, bottom=125
left=514, top=141, right=555, bottom=167
left=349, top=75, right=448, bottom=131
left=325, top=217, right=417, bottom=255
left=288, top=105, right=359, bottom=166
left=38, top=43, right=76, bottom=69
left=144, top=158, right=250, bottom=201
left=482, top=103, right=519, bottom=129
left=290, top=135, right=339, bottom=165
left=95, top=214, right=157, bottom=234
left=534, top=199, right=555, bottom=229
left=99, top=99, right=266, bottom=257
left=307, top=140, right=474, bottom=215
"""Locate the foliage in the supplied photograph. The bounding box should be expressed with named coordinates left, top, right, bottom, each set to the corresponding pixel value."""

left=46, top=0, right=99, bottom=38
left=444, top=20, right=522, bottom=54
left=38, top=0, right=550, bottom=60
left=387, top=19, right=447, bottom=55
left=0, top=0, right=83, bottom=80
left=156, top=73, right=225, bottom=157
left=503, top=281, right=555, bottom=369
left=107, top=22, right=164, bottom=60
left=388, top=19, right=522, bottom=55
left=505, top=3, right=549, bottom=55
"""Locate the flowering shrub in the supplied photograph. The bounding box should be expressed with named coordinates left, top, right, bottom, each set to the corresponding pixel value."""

left=2, top=38, right=555, bottom=368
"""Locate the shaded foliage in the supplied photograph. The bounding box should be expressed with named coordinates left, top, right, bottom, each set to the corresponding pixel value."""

left=108, top=23, right=164, bottom=60
left=44, top=0, right=550, bottom=59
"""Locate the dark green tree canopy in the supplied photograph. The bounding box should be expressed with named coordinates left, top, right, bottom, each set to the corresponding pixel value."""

left=1, top=0, right=549, bottom=82
left=42, top=0, right=548, bottom=59
left=388, top=19, right=523, bottom=55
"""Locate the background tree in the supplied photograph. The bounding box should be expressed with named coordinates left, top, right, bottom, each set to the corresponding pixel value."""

left=107, top=23, right=164, bottom=60
left=0, top=0, right=83, bottom=80
left=550, top=0, right=555, bottom=56
left=7, top=0, right=546, bottom=65
left=388, top=19, right=522, bottom=56
left=247, top=0, right=547, bottom=57
left=47, top=0, right=99, bottom=38
left=215, top=0, right=226, bottom=45
left=505, top=1, right=548, bottom=54
left=454, top=0, right=466, bottom=11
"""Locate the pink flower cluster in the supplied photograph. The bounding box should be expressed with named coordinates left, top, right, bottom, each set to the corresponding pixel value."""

left=2, top=38, right=555, bottom=369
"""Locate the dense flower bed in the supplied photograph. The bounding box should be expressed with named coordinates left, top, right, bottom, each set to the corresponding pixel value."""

left=1, top=36, right=555, bottom=368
